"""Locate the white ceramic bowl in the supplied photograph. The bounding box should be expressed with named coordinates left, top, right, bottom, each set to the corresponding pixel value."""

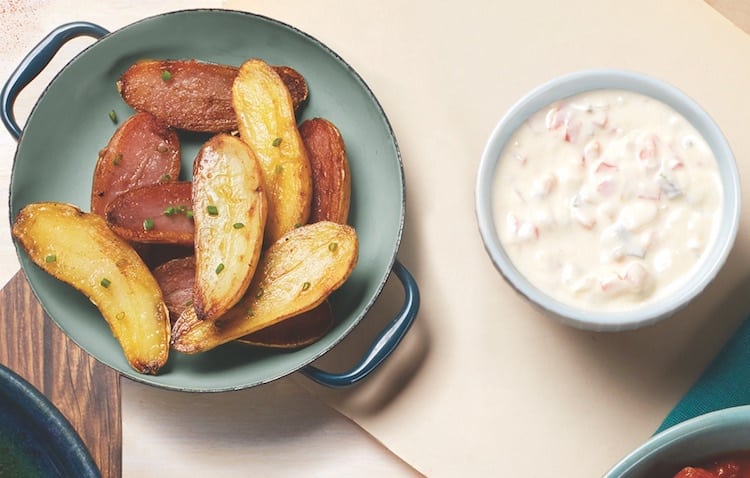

left=604, top=406, right=750, bottom=477
left=475, top=69, right=741, bottom=331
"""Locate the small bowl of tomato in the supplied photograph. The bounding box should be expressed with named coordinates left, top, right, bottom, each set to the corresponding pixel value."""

left=605, top=405, right=750, bottom=477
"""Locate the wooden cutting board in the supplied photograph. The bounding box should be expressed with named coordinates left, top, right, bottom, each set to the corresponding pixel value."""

left=0, top=271, right=120, bottom=477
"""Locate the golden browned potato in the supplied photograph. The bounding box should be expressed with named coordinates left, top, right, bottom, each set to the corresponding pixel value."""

left=12, top=202, right=170, bottom=374
left=153, top=255, right=333, bottom=349
left=192, top=133, right=267, bottom=322
left=92, top=112, right=181, bottom=216
left=232, top=58, right=313, bottom=244
left=171, top=221, right=358, bottom=354
left=117, top=59, right=309, bottom=133
left=105, top=181, right=194, bottom=245
left=299, top=118, right=351, bottom=224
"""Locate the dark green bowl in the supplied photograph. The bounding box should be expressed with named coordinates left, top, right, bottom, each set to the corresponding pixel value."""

left=0, top=365, right=99, bottom=477
left=3, top=10, right=417, bottom=391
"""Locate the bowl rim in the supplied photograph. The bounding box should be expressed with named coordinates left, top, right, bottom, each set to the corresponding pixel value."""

left=604, top=405, right=750, bottom=477
left=475, top=68, right=741, bottom=331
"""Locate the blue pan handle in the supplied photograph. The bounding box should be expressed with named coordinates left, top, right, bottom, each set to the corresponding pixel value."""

left=1, top=22, right=109, bottom=140
left=301, top=260, right=420, bottom=388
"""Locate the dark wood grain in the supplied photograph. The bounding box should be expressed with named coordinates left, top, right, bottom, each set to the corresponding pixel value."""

left=0, top=270, right=121, bottom=477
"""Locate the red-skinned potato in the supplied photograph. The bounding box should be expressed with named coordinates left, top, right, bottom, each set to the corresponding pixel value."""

left=92, top=112, right=180, bottom=216
left=299, top=118, right=351, bottom=224
left=105, top=181, right=194, bottom=245
left=117, top=59, right=309, bottom=133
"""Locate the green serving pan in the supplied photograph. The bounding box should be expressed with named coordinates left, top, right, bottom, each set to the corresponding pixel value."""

left=2, top=9, right=419, bottom=391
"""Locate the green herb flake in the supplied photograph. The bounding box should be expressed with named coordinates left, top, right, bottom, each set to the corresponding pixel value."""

left=159, top=174, right=171, bottom=183
left=116, top=312, right=125, bottom=320
left=143, top=218, right=155, bottom=231
left=100, top=278, right=111, bottom=288
left=328, top=242, right=338, bottom=252
left=215, top=263, right=225, bottom=274
left=161, top=70, right=172, bottom=81
left=294, top=222, right=302, bottom=228
left=112, top=153, right=123, bottom=166
left=301, top=281, right=311, bottom=291
left=164, top=206, right=176, bottom=216
left=108, top=110, right=118, bottom=123
left=186, top=210, right=194, bottom=219
left=45, top=254, right=57, bottom=263
left=207, top=205, right=219, bottom=216
left=272, top=137, right=282, bottom=147
left=233, top=222, right=245, bottom=229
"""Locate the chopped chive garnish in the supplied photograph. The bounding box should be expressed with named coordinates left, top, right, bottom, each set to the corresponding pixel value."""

left=206, top=205, right=219, bottom=216
left=328, top=242, right=338, bottom=252
left=45, top=254, right=57, bottom=263
left=112, top=153, right=122, bottom=166
left=164, top=206, right=176, bottom=216
left=186, top=210, right=194, bottom=219
left=215, top=263, right=225, bottom=274
left=301, top=281, right=311, bottom=291
left=233, top=222, right=245, bottom=229
left=116, top=312, right=125, bottom=320
left=108, top=110, right=118, bottom=123
left=100, top=278, right=111, bottom=288
left=161, top=70, right=172, bottom=81
left=159, top=174, right=171, bottom=183
left=143, top=218, right=154, bottom=230
left=294, top=222, right=302, bottom=228
left=272, top=137, right=282, bottom=147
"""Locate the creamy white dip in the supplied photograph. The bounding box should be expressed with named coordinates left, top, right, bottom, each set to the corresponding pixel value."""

left=493, top=90, right=722, bottom=311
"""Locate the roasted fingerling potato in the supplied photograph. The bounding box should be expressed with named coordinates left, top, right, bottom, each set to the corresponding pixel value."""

left=192, top=133, right=267, bottom=322
left=91, top=112, right=180, bottom=216
left=299, top=118, right=351, bottom=224
left=105, top=181, right=194, bottom=246
left=12, top=202, right=170, bottom=374
left=154, top=255, right=334, bottom=349
left=171, top=221, right=358, bottom=354
left=232, top=58, right=313, bottom=244
left=117, top=59, right=309, bottom=133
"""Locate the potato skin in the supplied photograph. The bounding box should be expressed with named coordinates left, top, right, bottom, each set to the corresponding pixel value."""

left=92, top=112, right=180, bottom=216
left=192, top=134, right=267, bottom=322
left=299, top=118, right=351, bottom=224
left=105, top=181, right=194, bottom=245
left=152, top=255, right=196, bottom=324
left=171, top=221, right=358, bottom=354
left=236, top=301, right=334, bottom=349
left=117, top=59, right=308, bottom=133
left=232, top=58, right=313, bottom=244
left=12, top=202, right=170, bottom=375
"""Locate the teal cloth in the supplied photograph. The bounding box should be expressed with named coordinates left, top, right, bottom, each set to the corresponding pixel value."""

left=656, top=317, right=750, bottom=433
